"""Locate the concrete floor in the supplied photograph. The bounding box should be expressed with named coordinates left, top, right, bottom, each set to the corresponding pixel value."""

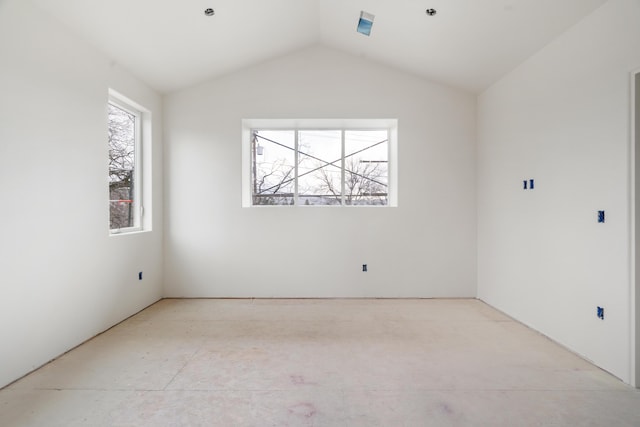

left=1, top=299, right=639, bottom=426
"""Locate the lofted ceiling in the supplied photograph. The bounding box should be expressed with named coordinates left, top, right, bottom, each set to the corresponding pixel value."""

left=30, top=0, right=607, bottom=94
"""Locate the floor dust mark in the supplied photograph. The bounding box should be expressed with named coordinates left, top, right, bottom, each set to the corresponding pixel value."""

left=439, top=401, right=454, bottom=415
left=288, top=402, right=316, bottom=419
left=290, top=375, right=317, bottom=386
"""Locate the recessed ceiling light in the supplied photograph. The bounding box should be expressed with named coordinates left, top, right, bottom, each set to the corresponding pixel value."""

left=426, top=9, right=437, bottom=16
left=204, top=8, right=215, bottom=17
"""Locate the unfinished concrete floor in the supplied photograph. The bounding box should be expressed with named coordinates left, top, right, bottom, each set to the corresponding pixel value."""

left=1, top=299, right=639, bottom=426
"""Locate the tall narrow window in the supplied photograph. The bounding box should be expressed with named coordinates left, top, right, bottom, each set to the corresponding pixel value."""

left=344, top=130, right=389, bottom=205
left=252, top=130, right=296, bottom=205
left=298, top=130, right=343, bottom=205
left=108, top=96, right=142, bottom=232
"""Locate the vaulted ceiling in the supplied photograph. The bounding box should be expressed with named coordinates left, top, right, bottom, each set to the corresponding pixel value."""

left=30, top=0, right=607, bottom=94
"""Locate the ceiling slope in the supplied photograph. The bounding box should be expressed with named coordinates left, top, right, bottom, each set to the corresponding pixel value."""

left=30, top=0, right=607, bottom=94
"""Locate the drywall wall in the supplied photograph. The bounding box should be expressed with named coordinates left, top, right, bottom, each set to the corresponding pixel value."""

left=0, top=0, right=163, bottom=388
left=163, top=46, right=476, bottom=297
left=636, top=71, right=640, bottom=387
left=478, top=0, right=640, bottom=384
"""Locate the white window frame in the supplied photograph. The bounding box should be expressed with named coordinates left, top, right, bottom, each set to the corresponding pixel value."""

left=108, top=90, right=150, bottom=234
left=242, top=119, right=398, bottom=207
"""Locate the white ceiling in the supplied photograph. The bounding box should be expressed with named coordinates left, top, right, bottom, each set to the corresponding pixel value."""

left=30, top=0, right=607, bottom=94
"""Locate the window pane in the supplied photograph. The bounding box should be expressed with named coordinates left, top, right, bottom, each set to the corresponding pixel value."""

left=344, top=130, right=388, bottom=205
left=108, top=103, right=136, bottom=229
left=298, top=130, right=342, bottom=206
left=252, top=130, right=295, bottom=205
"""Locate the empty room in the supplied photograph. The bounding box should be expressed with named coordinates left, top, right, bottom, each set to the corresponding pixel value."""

left=1, top=0, right=640, bottom=425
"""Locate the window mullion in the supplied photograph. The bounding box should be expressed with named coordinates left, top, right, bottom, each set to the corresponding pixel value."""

left=341, top=129, right=345, bottom=206
left=135, top=110, right=142, bottom=227
left=386, top=128, right=391, bottom=205
left=294, top=130, right=299, bottom=206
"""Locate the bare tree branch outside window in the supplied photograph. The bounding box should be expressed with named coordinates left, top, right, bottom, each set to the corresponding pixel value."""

left=108, top=103, right=136, bottom=228
left=252, top=129, right=388, bottom=206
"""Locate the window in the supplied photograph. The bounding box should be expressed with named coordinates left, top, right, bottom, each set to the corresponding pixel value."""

left=108, top=91, right=149, bottom=233
left=243, top=119, right=397, bottom=207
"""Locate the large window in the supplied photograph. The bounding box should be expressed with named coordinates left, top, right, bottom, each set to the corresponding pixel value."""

left=243, top=119, right=397, bottom=207
left=108, top=91, right=148, bottom=233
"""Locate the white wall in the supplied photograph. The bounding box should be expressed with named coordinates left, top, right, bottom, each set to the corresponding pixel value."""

left=0, top=0, right=163, bottom=388
left=478, top=0, right=640, bottom=384
left=635, top=71, right=640, bottom=386
left=164, top=46, right=476, bottom=298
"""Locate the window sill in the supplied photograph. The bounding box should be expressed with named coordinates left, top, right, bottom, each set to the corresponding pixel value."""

left=109, top=228, right=151, bottom=237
